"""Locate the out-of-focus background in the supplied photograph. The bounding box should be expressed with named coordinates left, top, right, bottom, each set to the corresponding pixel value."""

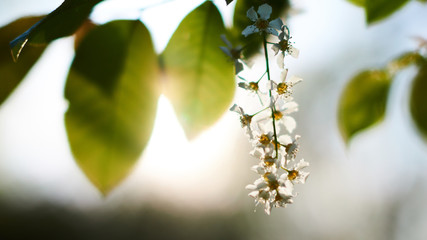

left=1, top=0, right=427, bottom=239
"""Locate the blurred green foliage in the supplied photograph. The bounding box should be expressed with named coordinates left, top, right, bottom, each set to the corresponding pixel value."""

left=410, top=62, right=427, bottom=139
left=338, top=70, right=391, bottom=143
left=0, top=16, right=46, bottom=105
left=10, top=0, right=102, bottom=61
left=339, top=51, right=427, bottom=144
left=365, top=0, right=409, bottom=23
left=347, top=0, right=427, bottom=24
left=161, top=1, right=235, bottom=139
left=65, top=20, right=160, bottom=194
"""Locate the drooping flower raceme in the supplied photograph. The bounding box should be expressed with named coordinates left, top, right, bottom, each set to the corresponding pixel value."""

left=225, top=3, right=309, bottom=215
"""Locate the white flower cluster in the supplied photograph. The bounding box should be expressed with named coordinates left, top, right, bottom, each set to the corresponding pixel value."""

left=223, top=3, right=309, bottom=215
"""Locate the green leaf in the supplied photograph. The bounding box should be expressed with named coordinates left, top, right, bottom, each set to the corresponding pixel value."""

left=347, top=0, right=365, bottom=7
left=338, top=70, right=392, bottom=143
left=65, top=20, right=160, bottom=194
left=365, top=0, right=409, bottom=24
left=161, top=2, right=235, bottom=139
left=232, top=0, right=290, bottom=58
left=74, top=19, right=97, bottom=50
left=10, top=0, right=103, bottom=61
left=410, top=63, right=427, bottom=139
left=388, top=51, right=424, bottom=72
left=0, top=16, right=47, bottom=106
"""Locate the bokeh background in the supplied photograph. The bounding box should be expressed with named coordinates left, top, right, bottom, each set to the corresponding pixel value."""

left=1, top=0, right=427, bottom=239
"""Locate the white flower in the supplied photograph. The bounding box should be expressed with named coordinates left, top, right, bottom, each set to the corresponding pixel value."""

left=238, top=81, right=260, bottom=93
left=269, top=69, right=302, bottom=99
left=252, top=131, right=274, bottom=151
left=272, top=25, right=299, bottom=69
left=284, top=159, right=310, bottom=184
left=246, top=178, right=273, bottom=214
left=230, top=104, right=254, bottom=139
left=280, top=134, right=300, bottom=163
left=242, top=4, right=283, bottom=37
left=274, top=176, right=294, bottom=207
left=271, top=99, right=299, bottom=134
left=219, top=34, right=244, bottom=74
left=250, top=148, right=279, bottom=171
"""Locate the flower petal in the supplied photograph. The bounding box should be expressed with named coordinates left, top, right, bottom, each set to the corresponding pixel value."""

left=269, top=18, right=283, bottom=30
left=238, top=82, right=250, bottom=90
left=288, top=75, right=302, bottom=85
left=271, top=44, right=280, bottom=55
left=219, top=46, right=232, bottom=58
left=266, top=27, right=279, bottom=36
left=234, top=60, right=244, bottom=74
left=282, top=116, right=296, bottom=133
left=257, top=3, right=272, bottom=20
left=280, top=69, right=289, bottom=82
left=246, top=7, right=258, bottom=21
left=229, top=104, right=243, bottom=114
left=295, top=159, right=309, bottom=170
left=288, top=45, right=300, bottom=58
left=276, top=51, right=285, bottom=69
left=242, top=25, right=258, bottom=37
left=220, top=34, right=232, bottom=48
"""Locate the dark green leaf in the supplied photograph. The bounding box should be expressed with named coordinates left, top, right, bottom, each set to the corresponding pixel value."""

left=65, top=20, right=160, bottom=194
left=388, top=52, right=424, bottom=72
left=232, top=0, right=290, bottom=58
left=10, top=0, right=103, bottom=61
left=161, top=1, right=235, bottom=139
left=410, top=63, right=427, bottom=139
left=338, top=70, right=392, bottom=143
left=347, top=0, right=365, bottom=7
left=226, top=0, right=234, bottom=5
left=74, top=19, right=97, bottom=50
left=365, top=0, right=409, bottom=24
left=0, top=16, right=46, bottom=106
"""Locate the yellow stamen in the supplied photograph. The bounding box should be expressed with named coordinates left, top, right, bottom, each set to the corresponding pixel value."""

left=277, top=83, right=288, bottom=95
left=288, top=170, right=299, bottom=180
left=273, top=111, right=283, bottom=120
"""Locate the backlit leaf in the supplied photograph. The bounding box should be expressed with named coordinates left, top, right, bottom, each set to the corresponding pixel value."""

left=410, top=63, right=427, bottom=139
left=10, top=0, right=103, bottom=61
left=161, top=2, right=235, bottom=139
left=0, top=16, right=46, bottom=106
left=338, top=70, right=391, bottom=143
left=65, top=20, right=160, bottom=194
left=365, top=0, right=409, bottom=24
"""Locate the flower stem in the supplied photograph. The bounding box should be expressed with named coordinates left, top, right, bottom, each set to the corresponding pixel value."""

left=263, top=35, right=279, bottom=160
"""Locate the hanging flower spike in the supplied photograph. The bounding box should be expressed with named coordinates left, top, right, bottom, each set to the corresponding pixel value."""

left=242, top=4, right=284, bottom=37
left=227, top=2, right=308, bottom=214
left=272, top=25, right=300, bottom=69
left=220, top=34, right=244, bottom=74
